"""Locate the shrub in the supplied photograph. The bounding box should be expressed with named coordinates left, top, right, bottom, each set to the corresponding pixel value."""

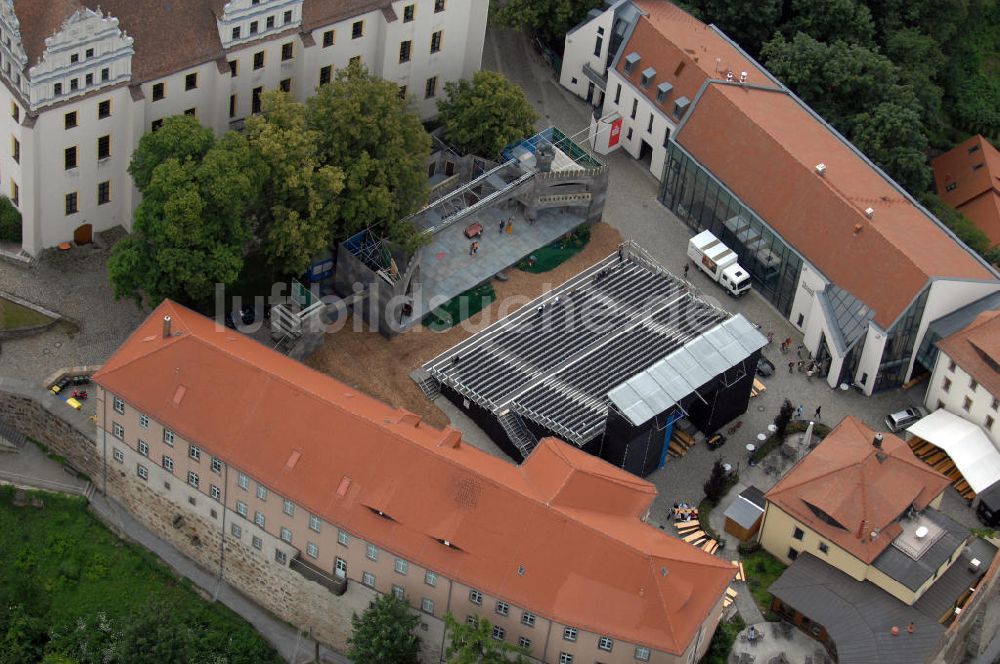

left=773, top=399, right=794, bottom=438
left=0, top=195, right=21, bottom=243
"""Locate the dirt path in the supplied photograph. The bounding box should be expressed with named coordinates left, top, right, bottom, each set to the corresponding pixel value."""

left=306, top=222, right=622, bottom=427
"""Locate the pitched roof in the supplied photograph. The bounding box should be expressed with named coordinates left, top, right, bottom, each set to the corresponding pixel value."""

left=765, top=417, right=951, bottom=564
left=614, top=1, right=774, bottom=112
left=92, top=300, right=735, bottom=656
left=937, top=308, right=1000, bottom=399
left=932, top=135, right=1000, bottom=248
left=676, top=83, right=996, bottom=327
left=12, top=0, right=391, bottom=83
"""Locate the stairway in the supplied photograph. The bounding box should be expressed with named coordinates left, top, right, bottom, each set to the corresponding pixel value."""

left=0, top=420, right=26, bottom=453
left=498, top=409, right=538, bottom=459
left=411, top=369, right=441, bottom=400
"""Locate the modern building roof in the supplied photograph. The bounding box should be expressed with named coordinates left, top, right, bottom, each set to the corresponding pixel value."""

left=937, top=308, right=1000, bottom=400
left=766, top=417, right=951, bottom=564
left=676, top=82, right=996, bottom=329
left=92, top=300, right=736, bottom=656
left=770, top=542, right=998, bottom=664
left=423, top=245, right=758, bottom=446
left=907, top=409, right=1000, bottom=495
left=12, top=0, right=391, bottom=83
left=614, top=0, right=775, bottom=112
left=933, top=135, right=1000, bottom=248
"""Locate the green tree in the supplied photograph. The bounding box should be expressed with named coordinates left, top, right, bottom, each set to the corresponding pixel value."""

left=773, top=399, right=795, bottom=438
left=347, top=594, right=420, bottom=664
left=438, top=70, right=538, bottom=158
left=493, top=0, right=602, bottom=44
left=111, top=132, right=260, bottom=307
left=883, top=28, right=946, bottom=130
left=697, top=0, right=782, bottom=54
left=128, top=115, right=214, bottom=191
left=872, top=0, right=969, bottom=46
left=761, top=33, right=918, bottom=130
left=247, top=90, right=345, bottom=275
left=444, top=614, right=528, bottom=664
left=921, top=192, right=992, bottom=255
left=851, top=102, right=932, bottom=194
left=305, top=62, right=430, bottom=253
left=0, top=606, right=47, bottom=664
left=782, top=0, right=875, bottom=46
left=702, top=459, right=732, bottom=503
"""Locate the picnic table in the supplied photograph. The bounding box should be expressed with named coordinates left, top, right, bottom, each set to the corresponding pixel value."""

left=464, top=222, right=483, bottom=238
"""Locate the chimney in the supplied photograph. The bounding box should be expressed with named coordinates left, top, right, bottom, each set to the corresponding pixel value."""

left=856, top=519, right=866, bottom=540
left=865, top=207, right=875, bottom=220
left=853, top=223, right=863, bottom=235
left=873, top=433, right=883, bottom=449
left=815, top=163, right=826, bottom=176
left=162, top=315, right=172, bottom=339
left=739, top=71, right=747, bottom=84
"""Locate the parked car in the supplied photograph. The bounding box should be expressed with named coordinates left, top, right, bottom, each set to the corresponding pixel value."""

left=756, top=357, right=775, bottom=377
left=884, top=406, right=929, bottom=433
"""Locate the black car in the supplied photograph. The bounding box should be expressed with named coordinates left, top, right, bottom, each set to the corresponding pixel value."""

left=756, top=357, right=775, bottom=377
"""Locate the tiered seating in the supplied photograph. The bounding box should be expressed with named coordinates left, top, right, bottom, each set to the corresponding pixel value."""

left=668, top=430, right=697, bottom=458
left=909, top=437, right=977, bottom=501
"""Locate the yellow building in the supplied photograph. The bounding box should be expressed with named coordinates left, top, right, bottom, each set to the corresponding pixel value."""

left=758, top=417, right=997, bottom=664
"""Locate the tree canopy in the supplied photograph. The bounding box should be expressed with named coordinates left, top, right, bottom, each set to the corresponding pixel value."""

left=851, top=102, right=932, bottom=194
left=305, top=62, right=431, bottom=253
left=127, top=115, right=215, bottom=191
left=782, top=0, right=875, bottom=46
left=347, top=594, right=421, bottom=664
left=443, top=614, right=528, bottom=664
left=247, top=90, right=345, bottom=275
left=110, top=123, right=261, bottom=308
left=695, top=0, right=782, bottom=54
left=438, top=70, right=538, bottom=158
left=494, top=0, right=603, bottom=43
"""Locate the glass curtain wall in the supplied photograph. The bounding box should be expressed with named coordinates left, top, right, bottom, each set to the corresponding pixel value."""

left=872, top=287, right=929, bottom=392
left=660, top=143, right=802, bottom=317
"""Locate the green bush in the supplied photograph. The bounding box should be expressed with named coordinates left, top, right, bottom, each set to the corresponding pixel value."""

left=699, top=614, right=746, bottom=664
left=0, top=195, right=21, bottom=243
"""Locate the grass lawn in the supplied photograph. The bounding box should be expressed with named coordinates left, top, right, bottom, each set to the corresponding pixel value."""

left=741, top=548, right=787, bottom=617
left=517, top=224, right=591, bottom=273
left=0, top=296, right=52, bottom=331
left=422, top=282, right=496, bottom=331
left=0, top=485, right=282, bottom=663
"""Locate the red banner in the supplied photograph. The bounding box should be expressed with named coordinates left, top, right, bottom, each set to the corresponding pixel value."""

left=608, top=117, right=623, bottom=148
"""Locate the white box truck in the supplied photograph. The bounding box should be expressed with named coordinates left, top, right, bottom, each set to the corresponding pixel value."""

left=687, top=230, right=751, bottom=296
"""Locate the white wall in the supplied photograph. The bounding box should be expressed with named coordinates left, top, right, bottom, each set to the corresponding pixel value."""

left=9, top=0, right=489, bottom=255
left=601, top=69, right=676, bottom=179
left=925, top=350, right=1000, bottom=449
left=909, top=279, right=1000, bottom=378
left=560, top=5, right=616, bottom=100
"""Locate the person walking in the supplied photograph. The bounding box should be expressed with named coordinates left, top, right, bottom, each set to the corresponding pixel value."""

left=814, top=405, right=822, bottom=420
left=469, top=241, right=475, bottom=256
left=795, top=404, right=803, bottom=419
left=498, top=219, right=505, bottom=234
left=505, top=219, right=513, bottom=234
left=683, top=263, right=690, bottom=279
left=788, top=361, right=795, bottom=374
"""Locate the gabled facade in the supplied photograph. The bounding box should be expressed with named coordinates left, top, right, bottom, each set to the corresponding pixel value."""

left=932, top=135, right=1000, bottom=249
left=2, top=0, right=488, bottom=256
left=90, top=300, right=737, bottom=663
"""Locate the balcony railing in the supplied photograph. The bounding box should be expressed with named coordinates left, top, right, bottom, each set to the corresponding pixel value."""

left=290, top=555, right=347, bottom=595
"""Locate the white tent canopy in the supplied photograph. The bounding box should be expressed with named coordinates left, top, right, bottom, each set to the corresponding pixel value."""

left=907, top=409, right=1000, bottom=494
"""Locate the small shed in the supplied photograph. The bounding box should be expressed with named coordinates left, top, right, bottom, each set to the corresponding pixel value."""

left=724, top=486, right=766, bottom=541
left=977, top=480, right=1000, bottom=527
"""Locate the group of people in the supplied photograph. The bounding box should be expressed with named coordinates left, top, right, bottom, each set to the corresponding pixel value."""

left=469, top=218, right=515, bottom=256
left=794, top=404, right=822, bottom=420
left=669, top=502, right=696, bottom=522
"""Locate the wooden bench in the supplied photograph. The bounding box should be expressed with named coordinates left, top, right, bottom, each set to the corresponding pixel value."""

left=912, top=442, right=934, bottom=456
left=673, top=430, right=695, bottom=447
left=954, top=479, right=970, bottom=493
left=923, top=451, right=946, bottom=466
left=682, top=531, right=705, bottom=543
left=933, top=458, right=955, bottom=474
left=726, top=587, right=738, bottom=600
left=668, top=441, right=686, bottom=457
left=753, top=378, right=766, bottom=394
left=702, top=540, right=719, bottom=554
left=675, top=521, right=700, bottom=531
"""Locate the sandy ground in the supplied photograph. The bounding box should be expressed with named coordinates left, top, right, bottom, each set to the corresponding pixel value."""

left=306, top=222, right=622, bottom=427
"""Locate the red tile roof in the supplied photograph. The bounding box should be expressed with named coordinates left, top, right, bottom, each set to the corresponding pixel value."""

left=13, top=0, right=391, bottom=83
left=766, top=417, right=951, bottom=564
left=676, top=83, right=996, bottom=327
left=937, top=309, right=1000, bottom=400
left=614, top=1, right=774, bottom=112
left=932, top=135, right=1000, bottom=248
left=92, top=301, right=735, bottom=656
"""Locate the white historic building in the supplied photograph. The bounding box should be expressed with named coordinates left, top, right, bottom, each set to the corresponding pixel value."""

left=0, top=0, right=488, bottom=256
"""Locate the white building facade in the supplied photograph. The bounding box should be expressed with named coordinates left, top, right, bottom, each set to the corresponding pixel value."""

left=0, top=0, right=488, bottom=256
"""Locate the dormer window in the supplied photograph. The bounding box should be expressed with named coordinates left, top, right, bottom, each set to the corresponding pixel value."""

left=673, top=96, right=690, bottom=120
left=640, top=67, right=656, bottom=88
left=623, top=52, right=640, bottom=75
left=656, top=81, right=673, bottom=104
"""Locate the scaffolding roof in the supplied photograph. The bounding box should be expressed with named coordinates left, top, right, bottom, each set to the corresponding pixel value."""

left=608, top=315, right=764, bottom=426
left=424, top=244, right=751, bottom=446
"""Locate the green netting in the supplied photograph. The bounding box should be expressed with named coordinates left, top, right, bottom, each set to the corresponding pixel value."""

left=422, top=282, right=496, bottom=331
left=517, top=224, right=591, bottom=274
